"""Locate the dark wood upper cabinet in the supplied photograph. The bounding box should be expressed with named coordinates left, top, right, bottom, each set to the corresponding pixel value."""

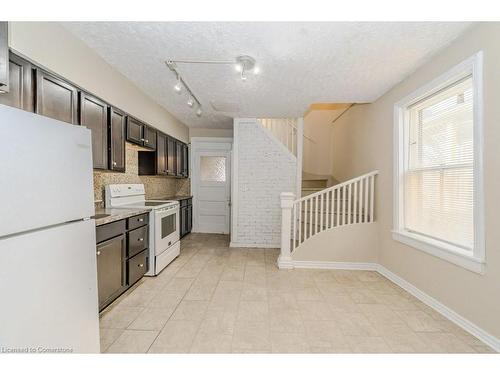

left=142, top=126, right=157, bottom=150
left=176, top=141, right=183, bottom=177
left=35, top=69, right=78, bottom=124
left=166, top=136, right=177, bottom=176
left=182, top=143, right=189, bottom=177
left=79, top=92, right=108, bottom=170
left=0, top=22, right=8, bottom=91
left=0, top=53, right=33, bottom=111
left=109, top=107, right=126, bottom=172
left=156, top=132, right=167, bottom=175
left=126, top=116, right=144, bottom=146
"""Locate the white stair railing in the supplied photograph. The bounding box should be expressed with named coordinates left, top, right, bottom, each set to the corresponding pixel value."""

left=258, top=118, right=299, bottom=156
left=278, top=170, right=379, bottom=269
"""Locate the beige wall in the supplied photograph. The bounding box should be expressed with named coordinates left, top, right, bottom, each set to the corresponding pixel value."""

left=9, top=22, right=189, bottom=142
left=303, top=110, right=335, bottom=177
left=331, top=23, right=500, bottom=338
left=189, top=127, right=233, bottom=139
left=293, top=223, right=379, bottom=263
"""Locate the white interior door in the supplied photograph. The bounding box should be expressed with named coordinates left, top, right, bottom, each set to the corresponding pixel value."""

left=195, top=151, right=231, bottom=234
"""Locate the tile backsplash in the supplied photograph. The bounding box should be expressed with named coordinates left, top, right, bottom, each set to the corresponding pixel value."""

left=93, top=143, right=190, bottom=206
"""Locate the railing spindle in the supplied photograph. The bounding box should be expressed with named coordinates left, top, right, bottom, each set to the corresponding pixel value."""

left=359, top=178, right=364, bottom=223
left=370, top=175, right=375, bottom=222
left=308, top=198, right=312, bottom=239
left=353, top=181, right=358, bottom=224
left=314, top=195, right=319, bottom=235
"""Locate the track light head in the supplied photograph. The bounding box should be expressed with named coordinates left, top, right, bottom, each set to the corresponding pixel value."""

left=174, top=81, right=182, bottom=94
left=196, top=107, right=202, bottom=117
left=187, top=97, right=194, bottom=107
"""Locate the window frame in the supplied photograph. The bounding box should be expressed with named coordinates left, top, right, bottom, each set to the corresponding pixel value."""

left=393, top=51, right=485, bottom=274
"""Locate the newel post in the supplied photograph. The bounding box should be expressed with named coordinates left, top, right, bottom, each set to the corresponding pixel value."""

left=278, top=192, right=295, bottom=269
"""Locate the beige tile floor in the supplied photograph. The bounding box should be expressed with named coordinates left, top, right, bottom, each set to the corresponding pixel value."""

left=99, top=233, right=494, bottom=353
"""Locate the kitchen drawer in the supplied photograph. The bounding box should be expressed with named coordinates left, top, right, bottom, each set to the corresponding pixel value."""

left=127, top=213, right=149, bottom=231
left=96, top=219, right=126, bottom=243
left=127, top=225, right=149, bottom=258
left=128, top=249, right=148, bottom=286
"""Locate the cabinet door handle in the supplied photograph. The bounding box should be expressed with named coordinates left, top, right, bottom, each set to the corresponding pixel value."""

left=113, top=161, right=117, bottom=166
left=140, top=138, right=145, bottom=142
left=138, top=263, right=144, bottom=268
left=138, top=218, right=144, bottom=222
left=138, top=238, right=144, bottom=242
left=96, top=251, right=101, bottom=256
left=145, top=139, right=149, bottom=143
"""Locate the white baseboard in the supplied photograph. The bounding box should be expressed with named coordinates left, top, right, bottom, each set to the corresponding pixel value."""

left=286, top=259, right=499, bottom=352
left=376, top=265, right=500, bottom=353
left=229, top=241, right=280, bottom=249
left=292, top=260, right=378, bottom=271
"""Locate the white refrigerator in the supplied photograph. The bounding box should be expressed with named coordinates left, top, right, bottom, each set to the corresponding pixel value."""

left=0, top=104, right=100, bottom=353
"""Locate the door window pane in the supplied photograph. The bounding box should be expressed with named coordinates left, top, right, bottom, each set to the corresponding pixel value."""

left=200, top=156, right=226, bottom=182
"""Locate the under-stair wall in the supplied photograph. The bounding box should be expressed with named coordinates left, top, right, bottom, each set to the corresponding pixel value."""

left=231, top=118, right=299, bottom=248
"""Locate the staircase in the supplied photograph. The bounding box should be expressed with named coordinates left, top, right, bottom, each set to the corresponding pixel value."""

left=278, top=170, right=379, bottom=269
left=301, top=172, right=339, bottom=197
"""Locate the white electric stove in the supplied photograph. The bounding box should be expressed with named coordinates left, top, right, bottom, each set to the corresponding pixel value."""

left=105, top=184, right=180, bottom=276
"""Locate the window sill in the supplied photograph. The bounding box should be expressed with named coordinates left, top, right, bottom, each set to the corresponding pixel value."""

left=392, top=230, right=485, bottom=274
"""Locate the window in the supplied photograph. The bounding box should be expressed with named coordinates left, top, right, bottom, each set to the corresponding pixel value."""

left=393, top=52, right=484, bottom=274
left=200, top=156, right=226, bottom=182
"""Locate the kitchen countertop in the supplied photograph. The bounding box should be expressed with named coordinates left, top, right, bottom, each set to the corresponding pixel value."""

left=93, top=207, right=151, bottom=226
left=153, top=195, right=193, bottom=201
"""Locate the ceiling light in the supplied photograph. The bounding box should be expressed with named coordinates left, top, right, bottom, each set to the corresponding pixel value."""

left=174, top=78, right=182, bottom=94
left=196, top=107, right=202, bottom=117
left=187, top=97, right=194, bottom=107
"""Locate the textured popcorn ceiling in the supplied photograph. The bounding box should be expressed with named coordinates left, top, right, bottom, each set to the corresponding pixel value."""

left=62, top=22, right=472, bottom=129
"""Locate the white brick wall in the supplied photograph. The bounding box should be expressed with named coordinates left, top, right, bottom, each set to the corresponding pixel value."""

left=232, top=119, right=296, bottom=247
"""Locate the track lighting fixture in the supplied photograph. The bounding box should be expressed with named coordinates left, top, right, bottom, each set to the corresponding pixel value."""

left=165, top=55, right=259, bottom=117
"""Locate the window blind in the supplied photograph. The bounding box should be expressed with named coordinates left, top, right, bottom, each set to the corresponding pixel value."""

left=404, top=75, right=474, bottom=251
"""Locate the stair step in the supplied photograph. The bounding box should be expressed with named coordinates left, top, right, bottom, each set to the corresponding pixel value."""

left=302, top=179, right=328, bottom=188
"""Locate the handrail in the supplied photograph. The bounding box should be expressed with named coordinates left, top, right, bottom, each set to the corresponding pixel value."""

left=296, top=170, right=379, bottom=202
left=277, top=170, right=379, bottom=268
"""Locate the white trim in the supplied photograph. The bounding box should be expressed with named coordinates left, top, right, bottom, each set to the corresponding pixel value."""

left=292, top=261, right=378, bottom=271
left=377, top=265, right=500, bottom=353
left=190, top=137, right=233, bottom=234
left=393, top=51, right=485, bottom=272
left=231, top=119, right=240, bottom=244
left=392, top=230, right=485, bottom=274
left=229, top=241, right=280, bottom=249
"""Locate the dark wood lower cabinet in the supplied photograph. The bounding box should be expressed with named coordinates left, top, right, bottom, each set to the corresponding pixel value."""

left=96, top=214, right=149, bottom=312
left=96, top=234, right=126, bottom=310
left=179, top=198, right=193, bottom=238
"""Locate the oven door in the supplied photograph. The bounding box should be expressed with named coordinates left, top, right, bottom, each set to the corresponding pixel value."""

left=154, top=206, right=180, bottom=255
